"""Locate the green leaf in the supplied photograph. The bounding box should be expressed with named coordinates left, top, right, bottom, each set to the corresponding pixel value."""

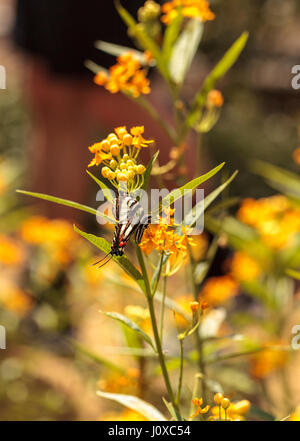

left=84, top=60, right=108, bottom=75
left=115, top=0, right=169, bottom=80
left=96, top=390, right=167, bottom=421
left=16, top=189, right=114, bottom=220
left=151, top=253, right=169, bottom=295
left=95, top=40, right=148, bottom=64
left=100, top=310, right=156, bottom=351
left=162, top=397, right=177, bottom=420
left=205, top=214, right=272, bottom=264
left=162, top=12, right=183, bottom=63
left=183, top=170, right=238, bottom=228
left=249, top=405, right=276, bottom=421
left=286, top=268, right=300, bottom=280
left=86, top=170, right=115, bottom=203
left=142, top=150, right=160, bottom=191
left=72, top=340, right=125, bottom=373
left=186, top=31, right=249, bottom=128
left=169, top=18, right=203, bottom=85
left=74, top=225, right=146, bottom=293
left=152, top=162, right=225, bottom=216
left=251, top=160, right=300, bottom=200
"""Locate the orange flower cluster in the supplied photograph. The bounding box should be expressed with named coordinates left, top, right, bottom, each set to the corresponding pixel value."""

left=139, top=216, right=195, bottom=274
left=21, top=216, right=80, bottom=265
left=190, top=398, right=210, bottom=418
left=139, top=222, right=193, bottom=256
left=0, top=280, right=32, bottom=316
left=199, top=275, right=238, bottom=306
left=230, top=251, right=261, bottom=282
left=238, top=195, right=300, bottom=249
left=210, top=396, right=251, bottom=421
left=94, top=52, right=150, bottom=98
left=88, top=126, right=153, bottom=190
left=0, top=235, right=24, bottom=266
left=161, top=0, right=215, bottom=25
left=250, top=342, right=289, bottom=379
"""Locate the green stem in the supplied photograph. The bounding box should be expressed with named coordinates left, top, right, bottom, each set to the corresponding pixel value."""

left=136, top=96, right=178, bottom=145
left=136, top=246, right=182, bottom=421
left=160, top=274, right=167, bottom=341
left=176, top=338, right=184, bottom=406
left=188, top=247, right=207, bottom=402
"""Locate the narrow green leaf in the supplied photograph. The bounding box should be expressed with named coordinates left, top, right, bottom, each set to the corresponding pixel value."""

left=86, top=170, right=115, bottom=203
left=100, top=310, right=156, bottom=351
left=162, top=12, right=183, bottom=63
left=115, top=0, right=169, bottom=80
left=251, top=160, right=300, bottom=200
left=186, top=31, right=249, bottom=128
left=16, top=189, right=104, bottom=218
left=97, top=390, right=167, bottom=421
left=286, top=268, right=300, bottom=280
left=169, top=18, right=203, bottom=85
left=84, top=60, right=108, bottom=75
left=74, top=225, right=146, bottom=293
left=183, top=170, right=238, bottom=228
left=72, top=340, right=125, bottom=373
left=152, top=162, right=225, bottom=216
left=162, top=397, right=177, bottom=420
left=142, top=150, right=160, bottom=191
left=95, top=40, right=148, bottom=64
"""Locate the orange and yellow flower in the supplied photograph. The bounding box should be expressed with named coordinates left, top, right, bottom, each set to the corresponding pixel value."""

left=199, top=275, right=238, bottom=306
left=0, top=235, right=24, bottom=266
left=230, top=252, right=261, bottom=282
left=94, top=52, right=150, bottom=98
left=88, top=126, right=153, bottom=191
left=211, top=398, right=251, bottom=421
left=237, top=195, right=300, bottom=250
left=190, top=397, right=210, bottom=419
left=250, top=342, right=289, bottom=379
left=161, top=0, right=215, bottom=25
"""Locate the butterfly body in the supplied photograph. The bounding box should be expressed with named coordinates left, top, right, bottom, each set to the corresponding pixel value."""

left=95, top=192, right=151, bottom=267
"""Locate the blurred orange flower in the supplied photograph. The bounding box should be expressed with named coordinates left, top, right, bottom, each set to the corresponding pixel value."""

left=94, top=52, right=150, bottom=98
left=199, top=275, right=238, bottom=306
left=161, top=0, right=215, bottom=24
left=250, top=343, right=289, bottom=379
left=230, top=252, right=261, bottom=282
left=0, top=235, right=24, bottom=266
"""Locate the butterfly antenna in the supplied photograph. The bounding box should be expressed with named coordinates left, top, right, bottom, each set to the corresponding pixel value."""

left=97, top=254, right=113, bottom=268
left=92, top=251, right=112, bottom=266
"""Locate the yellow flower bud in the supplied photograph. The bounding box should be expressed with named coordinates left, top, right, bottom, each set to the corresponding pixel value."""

left=116, top=127, right=127, bottom=139
left=136, top=164, right=146, bottom=175
left=108, top=171, right=116, bottom=180
left=127, top=166, right=135, bottom=172
left=127, top=170, right=135, bottom=180
left=127, top=159, right=135, bottom=167
left=108, top=133, right=118, bottom=143
left=221, top=398, right=230, bottom=410
left=110, top=144, right=120, bottom=156
left=232, top=400, right=250, bottom=415
left=123, top=134, right=133, bottom=146
left=123, top=154, right=129, bottom=161
left=117, top=172, right=128, bottom=182
left=110, top=159, right=118, bottom=169
left=101, top=167, right=110, bottom=178
left=214, top=393, right=224, bottom=405
left=190, top=301, right=199, bottom=312
left=120, top=162, right=127, bottom=170
left=100, top=140, right=110, bottom=152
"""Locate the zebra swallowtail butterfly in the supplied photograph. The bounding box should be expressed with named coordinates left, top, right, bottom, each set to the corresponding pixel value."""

left=94, top=192, right=151, bottom=268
